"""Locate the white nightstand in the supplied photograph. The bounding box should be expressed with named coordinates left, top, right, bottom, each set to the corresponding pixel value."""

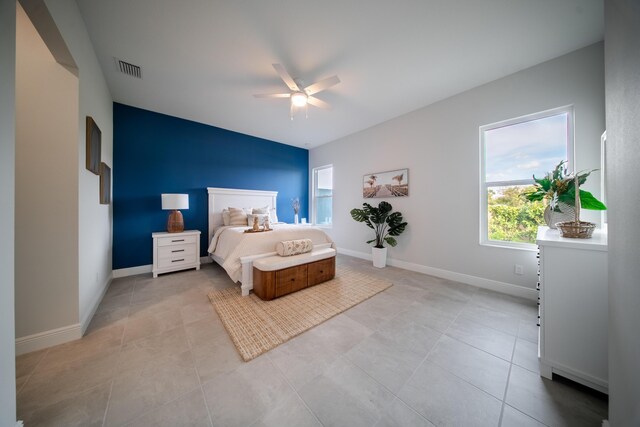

left=152, top=230, right=201, bottom=278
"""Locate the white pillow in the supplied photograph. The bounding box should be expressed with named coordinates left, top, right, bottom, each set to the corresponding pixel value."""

left=228, top=207, right=248, bottom=226
left=252, top=205, right=278, bottom=223
left=222, top=209, right=230, bottom=226
left=247, top=213, right=269, bottom=227
left=252, top=206, right=269, bottom=215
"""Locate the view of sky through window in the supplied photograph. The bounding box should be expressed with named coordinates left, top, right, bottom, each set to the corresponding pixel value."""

left=485, top=113, right=568, bottom=183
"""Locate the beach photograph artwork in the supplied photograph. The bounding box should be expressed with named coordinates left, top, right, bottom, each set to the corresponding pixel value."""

left=363, top=169, right=409, bottom=198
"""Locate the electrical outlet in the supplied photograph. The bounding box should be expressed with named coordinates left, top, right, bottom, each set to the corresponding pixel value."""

left=514, top=264, right=524, bottom=275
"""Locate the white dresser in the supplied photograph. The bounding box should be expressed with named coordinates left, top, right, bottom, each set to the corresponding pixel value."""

left=152, top=230, right=201, bottom=278
left=536, top=226, right=608, bottom=393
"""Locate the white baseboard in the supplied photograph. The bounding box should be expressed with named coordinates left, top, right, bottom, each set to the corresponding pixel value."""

left=113, top=256, right=213, bottom=278
left=80, top=272, right=113, bottom=334
left=337, top=247, right=537, bottom=301
left=112, top=264, right=152, bottom=278
left=15, top=323, right=82, bottom=356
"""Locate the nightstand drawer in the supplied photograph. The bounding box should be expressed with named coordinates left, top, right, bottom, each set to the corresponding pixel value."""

left=157, top=243, right=196, bottom=259
left=157, top=235, right=198, bottom=246
left=157, top=256, right=195, bottom=269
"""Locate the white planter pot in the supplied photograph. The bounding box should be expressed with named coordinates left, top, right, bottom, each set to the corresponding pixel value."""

left=372, top=247, right=388, bottom=268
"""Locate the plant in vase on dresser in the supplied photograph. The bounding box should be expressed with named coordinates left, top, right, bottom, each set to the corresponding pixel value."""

left=525, top=160, right=606, bottom=229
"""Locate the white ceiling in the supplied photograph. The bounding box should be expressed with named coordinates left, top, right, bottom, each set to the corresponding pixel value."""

left=75, top=0, right=603, bottom=149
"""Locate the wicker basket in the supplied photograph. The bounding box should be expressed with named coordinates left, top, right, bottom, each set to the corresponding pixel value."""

left=556, top=221, right=596, bottom=239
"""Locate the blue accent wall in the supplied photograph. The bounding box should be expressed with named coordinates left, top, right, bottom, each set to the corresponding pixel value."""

left=113, top=103, right=309, bottom=269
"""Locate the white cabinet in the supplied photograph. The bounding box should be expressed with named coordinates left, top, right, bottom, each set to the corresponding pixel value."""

left=152, top=230, right=201, bottom=278
left=537, top=226, right=608, bottom=393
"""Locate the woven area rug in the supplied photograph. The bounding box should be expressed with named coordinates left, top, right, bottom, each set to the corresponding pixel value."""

left=208, top=266, right=392, bottom=361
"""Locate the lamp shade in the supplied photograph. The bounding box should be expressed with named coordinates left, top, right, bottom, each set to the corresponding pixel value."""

left=161, top=193, right=189, bottom=210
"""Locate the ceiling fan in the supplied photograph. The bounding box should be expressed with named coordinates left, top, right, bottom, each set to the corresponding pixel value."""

left=254, top=64, right=340, bottom=119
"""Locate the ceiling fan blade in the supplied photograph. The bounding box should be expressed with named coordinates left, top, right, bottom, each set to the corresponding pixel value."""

left=253, top=93, right=290, bottom=98
left=307, top=96, right=331, bottom=110
left=304, top=75, right=340, bottom=96
left=272, top=64, right=300, bottom=91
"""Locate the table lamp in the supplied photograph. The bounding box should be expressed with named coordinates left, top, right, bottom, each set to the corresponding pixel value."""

left=161, top=193, right=189, bottom=233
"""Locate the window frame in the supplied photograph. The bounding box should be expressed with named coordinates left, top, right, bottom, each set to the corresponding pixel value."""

left=479, top=105, right=575, bottom=250
left=312, top=164, right=333, bottom=227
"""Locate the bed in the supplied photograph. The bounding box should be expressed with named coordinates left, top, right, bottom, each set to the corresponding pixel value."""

left=207, top=187, right=334, bottom=296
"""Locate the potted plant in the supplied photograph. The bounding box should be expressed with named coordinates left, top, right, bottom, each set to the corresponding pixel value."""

left=350, top=201, right=408, bottom=267
left=525, top=160, right=606, bottom=234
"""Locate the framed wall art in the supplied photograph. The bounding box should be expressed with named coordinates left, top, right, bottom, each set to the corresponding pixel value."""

left=363, top=168, right=409, bottom=198
left=99, top=162, right=111, bottom=204
left=86, top=116, right=101, bottom=175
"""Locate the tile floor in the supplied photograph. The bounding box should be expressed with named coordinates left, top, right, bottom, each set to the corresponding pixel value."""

left=15, top=255, right=608, bottom=426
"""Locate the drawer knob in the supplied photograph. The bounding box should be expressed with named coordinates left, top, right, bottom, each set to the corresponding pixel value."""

left=291, top=278, right=295, bottom=282
left=172, top=259, right=185, bottom=263
left=172, top=249, right=185, bottom=253
left=172, top=239, right=185, bottom=242
left=319, top=270, right=323, bottom=273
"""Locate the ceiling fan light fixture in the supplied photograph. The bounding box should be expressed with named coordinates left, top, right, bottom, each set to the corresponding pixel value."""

left=291, top=92, right=308, bottom=107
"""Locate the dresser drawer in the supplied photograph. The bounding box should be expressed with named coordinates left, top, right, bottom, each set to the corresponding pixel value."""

left=157, top=255, right=196, bottom=269
left=275, top=264, right=307, bottom=297
left=157, top=243, right=196, bottom=259
left=307, top=257, right=335, bottom=287
left=157, top=235, right=198, bottom=247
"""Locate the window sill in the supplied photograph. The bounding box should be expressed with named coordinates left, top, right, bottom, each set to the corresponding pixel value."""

left=479, top=241, right=538, bottom=251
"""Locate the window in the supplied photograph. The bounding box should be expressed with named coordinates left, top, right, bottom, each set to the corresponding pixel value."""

left=312, top=165, right=333, bottom=226
left=480, top=106, right=573, bottom=248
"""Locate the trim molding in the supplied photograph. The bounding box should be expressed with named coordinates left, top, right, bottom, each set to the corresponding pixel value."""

left=112, top=264, right=151, bottom=278
left=113, top=257, right=212, bottom=278
left=15, top=323, right=82, bottom=356
left=80, top=273, right=113, bottom=334
left=337, top=247, right=537, bottom=301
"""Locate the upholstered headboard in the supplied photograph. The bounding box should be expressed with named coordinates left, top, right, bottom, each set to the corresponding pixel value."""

left=207, top=187, right=278, bottom=244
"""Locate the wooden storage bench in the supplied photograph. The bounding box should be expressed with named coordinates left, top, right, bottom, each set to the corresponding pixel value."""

left=252, top=248, right=336, bottom=300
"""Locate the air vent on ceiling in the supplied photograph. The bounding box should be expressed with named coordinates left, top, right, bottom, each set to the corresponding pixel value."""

left=114, top=58, right=142, bottom=79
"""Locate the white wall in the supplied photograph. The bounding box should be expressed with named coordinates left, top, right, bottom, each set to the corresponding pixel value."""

left=605, top=1, right=640, bottom=425
left=15, top=3, right=80, bottom=338
left=14, top=0, right=113, bottom=352
left=44, top=0, right=114, bottom=331
left=0, top=0, right=17, bottom=423
left=311, top=43, right=604, bottom=295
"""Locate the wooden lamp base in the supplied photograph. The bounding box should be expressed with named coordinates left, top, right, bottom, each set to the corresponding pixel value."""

left=167, top=210, right=184, bottom=233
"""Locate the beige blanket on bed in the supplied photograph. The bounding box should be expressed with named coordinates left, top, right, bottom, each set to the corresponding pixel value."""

left=208, top=224, right=334, bottom=282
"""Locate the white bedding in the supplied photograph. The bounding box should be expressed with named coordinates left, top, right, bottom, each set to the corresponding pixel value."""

left=208, top=224, right=334, bottom=282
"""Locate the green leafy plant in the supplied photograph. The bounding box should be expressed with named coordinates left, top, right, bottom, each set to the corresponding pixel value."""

left=525, top=160, right=606, bottom=212
left=350, top=201, right=408, bottom=248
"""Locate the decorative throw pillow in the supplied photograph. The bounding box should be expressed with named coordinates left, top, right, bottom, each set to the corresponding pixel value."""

left=247, top=213, right=269, bottom=227
left=276, top=239, right=313, bottom=257
left=228, top=207, right=248, bottom=226
left=222, top=209, right=230, bottom=226
left=252, top=206, right=269, bottom=215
